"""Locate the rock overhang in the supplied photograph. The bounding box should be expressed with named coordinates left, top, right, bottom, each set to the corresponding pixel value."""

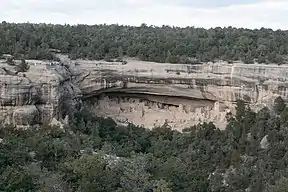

left=1, top=57, right=288, bottom=130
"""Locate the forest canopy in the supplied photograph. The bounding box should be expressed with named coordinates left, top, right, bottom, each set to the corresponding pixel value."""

left=2, top=99, right=288, bottom=191
left=0, top=22, right=288, bottom=64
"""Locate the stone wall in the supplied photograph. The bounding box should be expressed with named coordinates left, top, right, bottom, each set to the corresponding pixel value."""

left=72, top=59, right=288, bottom=130
left=1, top=56, right=288, bottom=130
left=87, top=93, right=228, bottom=130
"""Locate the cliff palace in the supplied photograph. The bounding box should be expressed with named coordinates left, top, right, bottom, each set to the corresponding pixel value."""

left=1, top=56, right=287, bottom=130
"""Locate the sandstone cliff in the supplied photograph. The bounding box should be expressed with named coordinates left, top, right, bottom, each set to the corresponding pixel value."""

left=1, top=57, right=287, bottom=130
left=0, top=59, right=81, bottom=126
left=73, top=60, right=288, bottom=129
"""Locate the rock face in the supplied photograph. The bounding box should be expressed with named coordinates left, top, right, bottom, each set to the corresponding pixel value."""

left=0, top=59, right=81, bottom=127
left=72, top=60, right=288, bottom=130
left=1, top=57, right=288, bottom=130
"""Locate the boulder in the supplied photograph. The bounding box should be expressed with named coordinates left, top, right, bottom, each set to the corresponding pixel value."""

left=13, top=105, right=40, bottom=125
left=260, top=135, right=269, bottom=150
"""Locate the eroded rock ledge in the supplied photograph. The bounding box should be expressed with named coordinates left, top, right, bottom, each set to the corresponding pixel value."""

left=1, top=57, right=288, bottom=130
left=0, top=59, right=81, bottom=126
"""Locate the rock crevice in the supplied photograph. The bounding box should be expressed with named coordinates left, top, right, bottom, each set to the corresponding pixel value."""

left=1, top=58, right=288, bottom=130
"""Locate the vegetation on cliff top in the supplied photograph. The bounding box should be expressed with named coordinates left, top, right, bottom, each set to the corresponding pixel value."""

left=1, top=98, right=288, bottom=191
left=1, top=22, right=288, bottom=64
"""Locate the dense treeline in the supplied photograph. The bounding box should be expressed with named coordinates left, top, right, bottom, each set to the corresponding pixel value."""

left=2, top=98, right=288, bottom=191
left=1, top=22, right=288, bottom=64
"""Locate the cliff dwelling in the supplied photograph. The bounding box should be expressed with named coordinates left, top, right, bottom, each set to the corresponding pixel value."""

left=85, top=92, right=229, bottom=130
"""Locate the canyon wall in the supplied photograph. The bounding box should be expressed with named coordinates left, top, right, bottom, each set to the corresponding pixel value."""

left=1, top=57, right=288, bottom=130
left=73, top=59, right=288, bottom=130
left=0, top=59, right=81, bottom=127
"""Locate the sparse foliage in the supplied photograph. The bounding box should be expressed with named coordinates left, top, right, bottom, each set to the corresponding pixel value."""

left=274, top=96, right=286, bottom=115
left=18, top=59, right=30, bottom=72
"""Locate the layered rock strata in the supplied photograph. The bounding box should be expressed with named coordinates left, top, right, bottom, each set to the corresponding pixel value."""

left=1, top=57, right=288, bottom=130
left=73, top=60, right=288, bottom=130
left=0, top=59, right=81, bottom=126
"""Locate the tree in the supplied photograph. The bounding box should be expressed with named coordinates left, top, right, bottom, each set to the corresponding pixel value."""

left=6, top=56, right=15, bottom=65
left=118, top=46, right=124, bottom=59
left=274, top=96, right=286, bottom=115
left=120, top=154, right=154, bottom=192
left=242, top=51, right=254, bottom=64
left=152, top=179, right=172, bottom=192
left=235, top=100, right=246, bottom=121
left=280, top=107, right=288, bottom=125
left=267, top=177, right=288, bottom=192
left=0, top=22, right=287, bottom=63
left=0, top=166, right=37, bottom=192
left=63, top=155, right=120, bottom=192
left=3, top=102, right=288, bottom=192
left=18, top=59, right=30, bottom=72
left=165, top=51, right=173, bottom=63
